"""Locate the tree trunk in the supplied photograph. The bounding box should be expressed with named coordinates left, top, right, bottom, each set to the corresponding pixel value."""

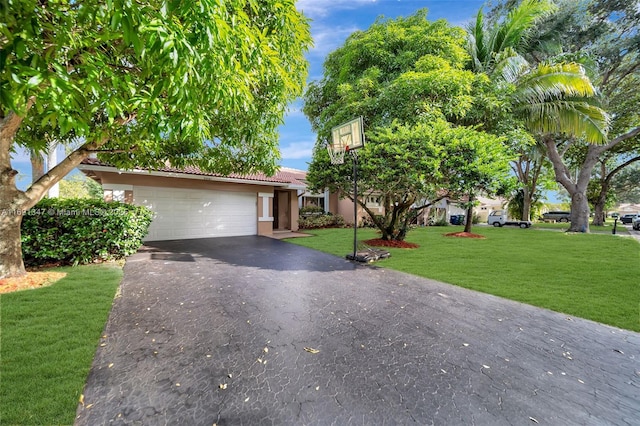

left=0, top=162, right=27, bottom=278
left=30, top=149, right=45, bottom=183
left=463, top=199, right=473, bottom=233
left=592, top=156, right=640, bottom=226
left=522, top=186, right=532, bottom=221
left=544, top=136, right=596, bottom=233
left=591, top=185, right=608, bottom=227
left=0, top=163, right=26, bottom=278
left=569, top=192, right=591, bottom=232
left=0, top=208, right=26, bottom=278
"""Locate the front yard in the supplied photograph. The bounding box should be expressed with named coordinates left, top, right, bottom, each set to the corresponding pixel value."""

left=0, top=264, right=122, bottom=425
left=286, top=226, right=640, bottom=332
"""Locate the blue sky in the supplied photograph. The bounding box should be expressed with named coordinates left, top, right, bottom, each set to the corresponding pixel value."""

left=278, top=0, right=487, bottom=171
left=12, top=0, right=487, bottom=189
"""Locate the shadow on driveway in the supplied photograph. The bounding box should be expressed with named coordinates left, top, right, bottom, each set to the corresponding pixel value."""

left=139, top=236, right=359, bottom=272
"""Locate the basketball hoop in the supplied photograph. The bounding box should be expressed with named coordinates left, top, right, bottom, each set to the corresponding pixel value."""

left=328, top=117, right=365, bottom=165
left=327, top=144, right=348, bottom=164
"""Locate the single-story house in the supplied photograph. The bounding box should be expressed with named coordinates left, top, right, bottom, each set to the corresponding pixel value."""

left=79, top=158, right=306, bottom=241
left=616, top=203, right=640, bottom=215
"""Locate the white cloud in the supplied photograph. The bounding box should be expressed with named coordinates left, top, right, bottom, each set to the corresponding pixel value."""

left=280, top=140, right=316, bottom=160
left=309, top=23, right=361, bottom=59
left=298, top=0, right=378, bottom=19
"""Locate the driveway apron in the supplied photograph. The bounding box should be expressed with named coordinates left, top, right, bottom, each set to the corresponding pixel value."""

left=75, top=236, right=640, bottom=425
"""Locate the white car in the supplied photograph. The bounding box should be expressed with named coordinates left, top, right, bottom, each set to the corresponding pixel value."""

left=487, top=210, right=532, bottom=228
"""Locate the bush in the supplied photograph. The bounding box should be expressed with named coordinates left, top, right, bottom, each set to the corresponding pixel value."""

left=298, top=213, right=345, bottom=229
left=21, top=198, right=153, bottom=266
left=299, top=205, right=325, bottom=217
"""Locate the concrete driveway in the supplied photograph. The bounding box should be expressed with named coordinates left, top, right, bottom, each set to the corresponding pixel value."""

left=76, top=236, right=640, bottom=425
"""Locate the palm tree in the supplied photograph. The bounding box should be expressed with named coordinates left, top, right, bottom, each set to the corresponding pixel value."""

left=467, top=0, right=609, bottom=232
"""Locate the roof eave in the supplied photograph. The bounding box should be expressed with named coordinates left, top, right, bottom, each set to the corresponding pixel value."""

left=77, top=164, right=292, bottom=187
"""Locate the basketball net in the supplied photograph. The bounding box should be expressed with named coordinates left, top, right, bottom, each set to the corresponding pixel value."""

left=328, top=144, right=349, bottom=165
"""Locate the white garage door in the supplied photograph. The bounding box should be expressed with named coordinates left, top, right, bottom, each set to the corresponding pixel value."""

left=134, top=186, right=257, bottom=241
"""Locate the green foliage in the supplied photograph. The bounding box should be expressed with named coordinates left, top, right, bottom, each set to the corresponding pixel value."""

left=58, top=174, right=103, bottom=199
left=2, top=0, right=312, bottom=176
left=298, top=213, right=344, bottom=229
left=304, top=10, right=510, bottom=240
left=299, top=205, right=325, bottom=216
left=0, top=264, right=122, bottom=425
left=21, top=198, right=152, bottom=266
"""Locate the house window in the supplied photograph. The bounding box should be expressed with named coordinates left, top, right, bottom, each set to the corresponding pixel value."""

left=366, top=196, right=381, bottom=207
left=302, top=196, right=325, bottom=210
left=103, top=185, right=133, bottom=204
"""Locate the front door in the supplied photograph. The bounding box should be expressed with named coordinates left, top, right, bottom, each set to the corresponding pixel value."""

left=273, top=190, right=290, bottom=230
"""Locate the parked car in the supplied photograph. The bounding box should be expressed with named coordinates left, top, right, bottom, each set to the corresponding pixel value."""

left=487, top=210, right=532, bottom=228
left=541, top=211, right=571, bottom=222
left=632, top=216, right=640, bottom=231
left=620, top=213, right=639, bottom=224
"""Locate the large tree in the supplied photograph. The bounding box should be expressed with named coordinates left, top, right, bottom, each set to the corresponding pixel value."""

left=0, top=0, right=311, bottom=278
left=467, top=0, right=611, bottom=231
left=304, top=10, right=510, bottom=240
left=482, top=0, right=640, bottom=230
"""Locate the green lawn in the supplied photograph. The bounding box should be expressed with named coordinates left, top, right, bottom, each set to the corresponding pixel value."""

left=0, top=264, right=122, bottom=425
left=287, top=226, right=640, bottom=332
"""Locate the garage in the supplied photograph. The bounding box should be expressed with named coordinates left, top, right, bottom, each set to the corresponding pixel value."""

left=134, top=186, right=257, bottom=241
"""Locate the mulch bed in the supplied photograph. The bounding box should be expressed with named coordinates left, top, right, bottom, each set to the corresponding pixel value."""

left=443, top=232, right=486, bottom=239
left=363, top=238, right=420, bottom=249
left=0, top=270, right=67, bottom=294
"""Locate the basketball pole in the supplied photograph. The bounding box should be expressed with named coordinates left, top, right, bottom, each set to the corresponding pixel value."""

left=351, top=149, right=358, bottom=261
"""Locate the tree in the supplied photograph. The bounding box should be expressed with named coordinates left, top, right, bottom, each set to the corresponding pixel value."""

left=304, top=10, right=510, bottom=240
left=532, top=0, right=640, bottom=229
left=437, top=125, right=512, bottom=233
left=58, top=174, right=103, bottom=200
left=611, top=164, right=640, bottom=204
left=468, top=0, right=611, bottom=232
left=524, top=0, right=640, bottom=226
left=0, top=0, right=312, bottom=278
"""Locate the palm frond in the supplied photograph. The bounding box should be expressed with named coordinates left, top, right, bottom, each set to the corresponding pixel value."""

left=518, top=99, right=609, bottom=144
left=495, top=51, right=530, bottom=83
left=466, top=9, right=488, bottom=71
left=513, top=62, right=600, bottom=105
left=491, top=0, right=557, bottom=56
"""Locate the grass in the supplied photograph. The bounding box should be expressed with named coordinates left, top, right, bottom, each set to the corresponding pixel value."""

left=533, top=221, right=629, bottom=234
left=287, top=226, right=640, bottom=332
left=0, top=263, right=122, bottom=425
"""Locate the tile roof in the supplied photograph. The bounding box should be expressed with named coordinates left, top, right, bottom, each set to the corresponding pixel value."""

left=80, top=158, right=307, bottom=187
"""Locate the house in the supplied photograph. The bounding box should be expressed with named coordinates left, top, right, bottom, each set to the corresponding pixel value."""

left=616, top=203, right=640, bottom=215
left=79, top=158, right=306, bottom=241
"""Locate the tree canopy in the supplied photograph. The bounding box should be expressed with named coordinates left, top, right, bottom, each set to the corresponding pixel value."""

left=0, top=0, right=312, bottom=278
left=304, top=10, right=511, bottom=240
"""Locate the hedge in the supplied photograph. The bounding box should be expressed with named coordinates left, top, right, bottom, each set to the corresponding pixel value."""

left=21, top=198, right=153, bottom=266
left=298, top=213, right=345, bottom=229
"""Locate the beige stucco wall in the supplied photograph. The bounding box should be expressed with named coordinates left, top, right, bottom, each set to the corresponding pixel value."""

left=289, top=190, right=299, bottom=232
left=93, top=170, right=278, bottom=236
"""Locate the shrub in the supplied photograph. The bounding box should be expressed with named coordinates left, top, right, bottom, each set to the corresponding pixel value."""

left=299, top=205, right=325, bottom=217
left=298, top=213, right=345, bottom=229
left=21, top=198, right=153, bottom=266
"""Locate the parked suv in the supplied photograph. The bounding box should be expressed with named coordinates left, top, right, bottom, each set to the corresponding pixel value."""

left=632, top=216, right=640, bottom=231
left=620, top=213, right=638, bottom=224
left=541, top=211, right=571, bottom=222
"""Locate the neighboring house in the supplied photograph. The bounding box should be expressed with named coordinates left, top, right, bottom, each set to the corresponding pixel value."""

left=473, top=195, right=506, bottom=222
left=617, top=203, right=640, bottom=215
left=79, top=158, right=306, bottom=241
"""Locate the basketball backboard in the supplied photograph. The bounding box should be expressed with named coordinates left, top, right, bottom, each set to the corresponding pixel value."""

left=328, top=116, right=365, bottom=164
